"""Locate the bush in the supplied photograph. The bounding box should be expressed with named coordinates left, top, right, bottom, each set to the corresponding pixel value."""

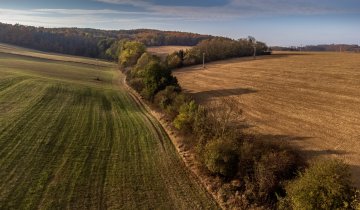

left=166, top=52, right=182, bottom=69
left=254, top=150, right=298, bottom=202
left=140, top=60, right=179, bottom=101
left=233, top=140, right=303, bottom=206
left=173, top=100, right=197, bottom=133
left=154, top=85, right=182, bottom=117
left=279, top=159, right=358, bottom=210
left=204, top=140, right=239, bottom=177
left=154, top=86, right=179, bottom=109
left=128, top=78, right=145, bottom=92
left=193, top=106, right=213, bottom=146
left=183, top=48, right=202, bottom=66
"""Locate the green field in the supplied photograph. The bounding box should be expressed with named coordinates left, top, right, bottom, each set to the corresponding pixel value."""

left=0, top=46, right=217, bottom=209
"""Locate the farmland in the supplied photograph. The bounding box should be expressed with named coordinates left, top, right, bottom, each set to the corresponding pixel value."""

left=174, top=52, right=360, bottom=186
left=148, top=46, right=192, bottom=58
left=0, top=45, right=217, bottom=209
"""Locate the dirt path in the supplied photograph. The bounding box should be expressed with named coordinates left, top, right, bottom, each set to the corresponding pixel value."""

left=174, top=52, right=360, bottom=187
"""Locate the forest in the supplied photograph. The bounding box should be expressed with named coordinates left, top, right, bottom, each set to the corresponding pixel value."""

left=0, top=22, right=212, bottom=58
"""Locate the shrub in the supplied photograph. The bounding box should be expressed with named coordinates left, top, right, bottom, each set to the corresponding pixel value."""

left=166, top=52, right=182, bottom=69
left=140, top=60, right=179, bottom=101
left=183, top=48, right=202, bottom=66
left=280, top=159, right=358, bottom=210
left=193, top=106, right=213, bottom=145
left=254, top=150, right=298, bottom=202
left=128, top=78, right=145, bottom=92
left=235, top=140, right=302, bottom=206
left=154, top=86, right=178, bottom=109
left=154, top=85, right=182, bottom=117
left=204, top=140, right=239, bottom=177
left=173, top=100, right=197, bottom=133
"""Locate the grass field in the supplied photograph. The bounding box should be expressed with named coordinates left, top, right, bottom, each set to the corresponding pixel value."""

left=0, top=45, right=217, bottom=209
left=174, top=52, right=360, bottom=186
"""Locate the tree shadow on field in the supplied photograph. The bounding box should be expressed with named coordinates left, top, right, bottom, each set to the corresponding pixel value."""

left=348, top=165, right=360, bottom=187
left=187, top=87, right=258, bottom=102
left=300, top=149, right=352, bottom=160
left=251, top=134, right=312, bottom=142
left=249, top=133, right=352, bottom=161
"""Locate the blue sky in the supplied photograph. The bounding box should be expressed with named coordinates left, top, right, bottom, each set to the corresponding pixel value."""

left=0, top=0, right=359, bottom=46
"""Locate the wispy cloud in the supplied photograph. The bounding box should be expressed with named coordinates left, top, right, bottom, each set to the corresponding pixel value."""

left=0, top=8, right=191, bottom=29
left=0, top=8, right=145, bottom=28
left=95, top=0, right=360, bottom=20
left=1, top=0, right=358, bottom=29
left=96, top=0, right=151, bottom=7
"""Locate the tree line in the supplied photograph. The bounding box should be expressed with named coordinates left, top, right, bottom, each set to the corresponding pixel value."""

left=121, top=40, right=359, bottom=209
left=0, top=22, right=213, bottom=58
left=273, top=44, right=360, bottom=52
left=166, top=38, right=271, bottom=69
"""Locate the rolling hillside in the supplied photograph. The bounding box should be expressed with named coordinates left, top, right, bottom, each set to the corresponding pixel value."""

left=0, top=44, right=218, bottom=209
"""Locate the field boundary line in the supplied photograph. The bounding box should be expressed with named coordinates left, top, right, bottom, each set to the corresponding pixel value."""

left=120, top=71, right=225, bottom=209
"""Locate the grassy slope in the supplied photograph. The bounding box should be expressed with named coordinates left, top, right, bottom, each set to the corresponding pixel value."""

left=174, top=51, right=360, bottom=187
left=0, top=46, right=217, bottom=209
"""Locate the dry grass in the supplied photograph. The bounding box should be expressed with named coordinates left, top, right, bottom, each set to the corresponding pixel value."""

left=148, top=46, right=192, bottom=58
left=174, top=51, right=360, bottom=187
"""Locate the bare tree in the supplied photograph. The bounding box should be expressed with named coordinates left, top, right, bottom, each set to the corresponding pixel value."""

left=207, top=97, right=244, bottom=139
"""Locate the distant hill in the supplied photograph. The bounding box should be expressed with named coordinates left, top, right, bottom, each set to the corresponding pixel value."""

left=272, top=44, right=360, bottom=52
left=0, top=22, right=213, bottom=58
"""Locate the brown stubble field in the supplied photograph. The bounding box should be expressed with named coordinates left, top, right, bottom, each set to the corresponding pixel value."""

left=148, top=46, right=192, bottom=58
left=174, top=52, right=360, bottom=186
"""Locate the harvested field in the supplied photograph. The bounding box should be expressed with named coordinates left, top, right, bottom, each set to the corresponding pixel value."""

left=174, top=52, right=360, bottom=186
left=148, top=46, right=192, bottom=58
left=0, top=45, right=217, bottom=209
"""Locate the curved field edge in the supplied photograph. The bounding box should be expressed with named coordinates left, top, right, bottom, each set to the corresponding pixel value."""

left=0, top=49, right=218, bottom=209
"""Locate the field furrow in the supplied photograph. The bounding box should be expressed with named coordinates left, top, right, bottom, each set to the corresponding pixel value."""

left=0, top=48, right=217, bottom=209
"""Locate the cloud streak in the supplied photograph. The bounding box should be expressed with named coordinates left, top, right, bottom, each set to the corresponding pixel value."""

left=95, top=0, right=360, bottom=20
left=0, top=8, right=194, bottom=29
left=1, top=0, right=358, bottom=29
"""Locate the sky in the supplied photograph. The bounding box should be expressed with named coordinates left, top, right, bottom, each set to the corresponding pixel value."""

left=0, top=0, right=359, bottom=46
